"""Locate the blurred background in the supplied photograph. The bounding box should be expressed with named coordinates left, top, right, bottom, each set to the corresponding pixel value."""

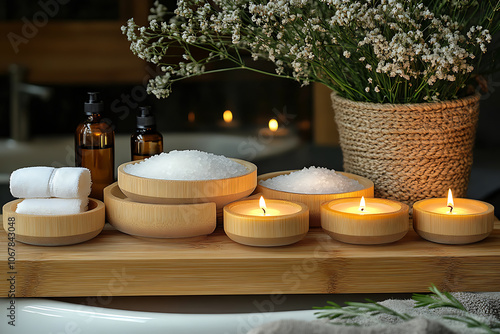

left=0, top=0, right=499, bottom=215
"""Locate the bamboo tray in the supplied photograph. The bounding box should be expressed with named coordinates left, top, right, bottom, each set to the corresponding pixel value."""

left=0, top=219, right=499, bottom=297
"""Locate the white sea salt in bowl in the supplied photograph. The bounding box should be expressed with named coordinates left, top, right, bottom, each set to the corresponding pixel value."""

left=118, top=150, right=257, bottom=208
left=256, top=167, right=374, bottom=227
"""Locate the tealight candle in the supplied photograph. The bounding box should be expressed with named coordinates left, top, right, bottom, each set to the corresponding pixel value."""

left=321, top=197, right=409, bottom=244
left=413, top=189, right=495, bottom=244
left=223, top=196, right=309, bottom=247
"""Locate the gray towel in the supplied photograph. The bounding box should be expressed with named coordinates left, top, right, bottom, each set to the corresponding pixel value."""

left=248, top=318, right=455, bottom=334
left=247, top=292, right=500, bottom=334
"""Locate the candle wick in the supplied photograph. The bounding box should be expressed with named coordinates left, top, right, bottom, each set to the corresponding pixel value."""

left=448, top=205, right=453, bottom=213
left=360, top=208, right=364, bottom=212
left=262, top=208, right=266, bottom=215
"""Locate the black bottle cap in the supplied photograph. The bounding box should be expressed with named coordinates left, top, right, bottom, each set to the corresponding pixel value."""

left=137, top=106, right=156, bottom=128
left=84, top=92, right=104, bottom=115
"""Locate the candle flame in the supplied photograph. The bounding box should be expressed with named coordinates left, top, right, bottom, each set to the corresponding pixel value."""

left=447, top=188, right=454, bottom=213
left=223, top=110, right=233, bottom=123
left=259, top=196, right=267, bottom=215
left=359, top=196, right=366, bottom=212
left=268, top=118, right=279, bottom=132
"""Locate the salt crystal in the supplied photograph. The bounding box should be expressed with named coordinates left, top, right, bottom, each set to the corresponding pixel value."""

left=259, top=167, right=364, bottom=194
left=124, top=150, right=249, bottom=180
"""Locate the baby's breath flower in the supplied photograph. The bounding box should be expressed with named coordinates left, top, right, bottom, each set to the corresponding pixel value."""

left=122, top=0, right=500, bottom=103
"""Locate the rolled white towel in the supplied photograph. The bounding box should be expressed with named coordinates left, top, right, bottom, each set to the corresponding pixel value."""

left=10, top=166, right=54, bottom=198
left=10, top=167, right=91, bottom=199
left=50, top=167, right=92, bottom=198
left=15, top=198, right=89, bottom=215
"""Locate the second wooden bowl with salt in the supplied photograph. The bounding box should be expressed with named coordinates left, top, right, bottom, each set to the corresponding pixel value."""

left=118, top=158, right=257, bottom=209
left=256, top=171, right=374, bottom=227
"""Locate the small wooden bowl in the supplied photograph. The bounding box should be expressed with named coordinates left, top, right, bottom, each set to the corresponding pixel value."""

left=321, top=198, right=409, bottom=245
left=2, top=198, right=105, bottom=246
left=118, top=158, right=257, bottom=209
left=224, top=199, right=309, bottom=247
left=413, top=198, right=494, bottom=244
left=104, top=183, right=216, bottom=238
left=256, top=171, right=374, bottom=227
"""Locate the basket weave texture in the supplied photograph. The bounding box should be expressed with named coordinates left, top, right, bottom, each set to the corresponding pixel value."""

left=332, top=92, right=480, bottom=207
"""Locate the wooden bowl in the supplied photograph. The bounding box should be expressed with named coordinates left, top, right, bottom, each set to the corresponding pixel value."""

left=256, top=171, right=374, bottom=227
left=224, top=199, right=309, bottom=247
left=104, top=183, right=216, bottom=238
left=2, top=198, right=105, bottom=246
left=118, top=158, right=257, bottom=209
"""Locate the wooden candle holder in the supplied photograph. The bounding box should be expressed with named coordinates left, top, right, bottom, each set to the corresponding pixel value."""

left=413, top=198, right=495, bottom=244
left=118, top=158, right=257, bottom=209
left=104, top=183, right=216, bottom=238
left=224, top=199, right=309, bottom=247
left=256, top=171, right=374, bottom=227
left=2, top=198, right=105, bottom=246
left=321, top=198, right=409, bottom=245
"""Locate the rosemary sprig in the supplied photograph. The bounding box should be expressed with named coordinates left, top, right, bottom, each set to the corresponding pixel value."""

left=314, top=285, right=500, bottom=333
left=413, top=284, right=467, bottom=311
left=413, top=284, right=500, bottom=333
left=314, top=299, right=413, bottom=325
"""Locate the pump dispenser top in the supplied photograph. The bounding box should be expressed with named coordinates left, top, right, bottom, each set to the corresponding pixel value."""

left=137, top=106, right=156, bottom=128
left=131, top=106, right=163, bottom=161
left=84, top=92, right=104, bottom=115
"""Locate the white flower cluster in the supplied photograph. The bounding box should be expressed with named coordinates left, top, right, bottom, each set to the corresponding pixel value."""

left=122, top=0, right=498, bottom=102
left=342, top=1, right=488, bottom=88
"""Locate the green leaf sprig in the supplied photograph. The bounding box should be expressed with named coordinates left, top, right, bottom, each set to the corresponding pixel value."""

left=414, top=284, right=499, bottom=334
left=315, top=284, right=500, bottom=333
left=314, top=299, right=413, bottom=325
left=413, top=284, right=467, bottom=311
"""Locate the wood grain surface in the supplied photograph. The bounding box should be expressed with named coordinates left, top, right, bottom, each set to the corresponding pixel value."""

left=0, top=219, right=499, bottom=297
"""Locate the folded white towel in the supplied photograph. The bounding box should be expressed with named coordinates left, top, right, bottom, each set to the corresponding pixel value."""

left=10, top=167, right=91, bottom=199
left=15, top=198, right=89, bottom=215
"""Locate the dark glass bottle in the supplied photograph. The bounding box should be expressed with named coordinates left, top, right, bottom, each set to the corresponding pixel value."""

left=131, top=106, right=163, bottom=161
left=75, top=92, right=115, bottom=200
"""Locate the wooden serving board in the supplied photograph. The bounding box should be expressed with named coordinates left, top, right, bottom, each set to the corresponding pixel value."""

left=1, top=220, right=499, bottom=297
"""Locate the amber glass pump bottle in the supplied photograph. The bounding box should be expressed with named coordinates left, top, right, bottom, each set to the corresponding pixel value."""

left=75, top=92, right=115, bottom=200
left=131, top=106, right=163, bottom=161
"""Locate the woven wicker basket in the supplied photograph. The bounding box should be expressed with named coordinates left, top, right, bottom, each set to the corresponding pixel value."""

left=332, top=92, right=480, bottom=208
